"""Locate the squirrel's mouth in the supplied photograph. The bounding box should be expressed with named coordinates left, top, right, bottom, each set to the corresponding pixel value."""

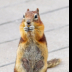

left=27, top=24, right=31, bottom=27
left=24, top=22, right=35, bottom=32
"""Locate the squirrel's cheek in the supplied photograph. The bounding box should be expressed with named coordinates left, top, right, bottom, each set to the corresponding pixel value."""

left=24, top=22, right=27, bottom=27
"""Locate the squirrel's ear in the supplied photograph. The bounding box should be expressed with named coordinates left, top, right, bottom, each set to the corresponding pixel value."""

left=36, top=8, right=39, bottom=13
left=27, top=9, right=29, bottom=11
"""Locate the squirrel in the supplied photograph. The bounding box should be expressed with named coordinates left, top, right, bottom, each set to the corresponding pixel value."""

left=14, top=8, right=61, bottom=72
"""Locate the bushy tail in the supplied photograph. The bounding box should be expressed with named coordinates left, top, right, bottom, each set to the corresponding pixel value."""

left=47, top=59, right=61, bottom=68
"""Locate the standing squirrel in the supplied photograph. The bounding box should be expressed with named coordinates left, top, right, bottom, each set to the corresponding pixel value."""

left=14, top=8, right=61, bottom=72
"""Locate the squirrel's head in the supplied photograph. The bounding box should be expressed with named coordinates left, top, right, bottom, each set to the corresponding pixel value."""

left=23, top=8, right=42, bottom=27
left=20, top=8, right=44, bottom=40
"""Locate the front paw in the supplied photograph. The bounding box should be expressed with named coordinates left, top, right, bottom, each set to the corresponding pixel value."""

left=24, top=26, right=35, bottom=32
left=24, top=27, right=28, bottom=31
left=28, top=26, right=35, bottom=31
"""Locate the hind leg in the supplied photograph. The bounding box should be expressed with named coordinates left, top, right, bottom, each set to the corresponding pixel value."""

left=39, top=63, right=48, bottom=72
left=44, top=69, right=47, bottom=72
left=14, top=68, right=18, bottom=72
left=14, top=64, right=26, bottom=72
left=14, top=58, right=26, bottom=72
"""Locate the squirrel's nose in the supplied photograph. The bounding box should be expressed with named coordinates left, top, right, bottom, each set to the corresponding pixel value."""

left=27, top=20, right=31, bottom=25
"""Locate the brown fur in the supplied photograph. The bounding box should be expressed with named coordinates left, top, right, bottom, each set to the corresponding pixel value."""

left=39, top=34, right=47, bottom=45
left=14, top=68, right=18, bottom=72
left=19, top=37, right=24, bottom=44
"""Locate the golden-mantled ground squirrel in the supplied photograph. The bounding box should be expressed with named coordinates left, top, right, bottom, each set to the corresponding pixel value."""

left=14, top=8, right=61, bottom=72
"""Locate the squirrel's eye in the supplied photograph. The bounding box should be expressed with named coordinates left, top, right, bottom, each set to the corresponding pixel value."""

left=35, top=15, right=38, bottom=19
left=34, top=14, right=38, bottom=20
left=23, top=15, right=25, bottom=18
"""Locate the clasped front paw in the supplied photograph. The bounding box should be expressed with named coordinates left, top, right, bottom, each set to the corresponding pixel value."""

left=28, top=26, right=35, bottom=31
left=24, top=27, right=28, bottom=32
left=24, top=26, right=35, bottom=32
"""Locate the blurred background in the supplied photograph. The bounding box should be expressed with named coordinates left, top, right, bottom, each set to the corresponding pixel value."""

left=0, top=0, right=69, bottom=72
